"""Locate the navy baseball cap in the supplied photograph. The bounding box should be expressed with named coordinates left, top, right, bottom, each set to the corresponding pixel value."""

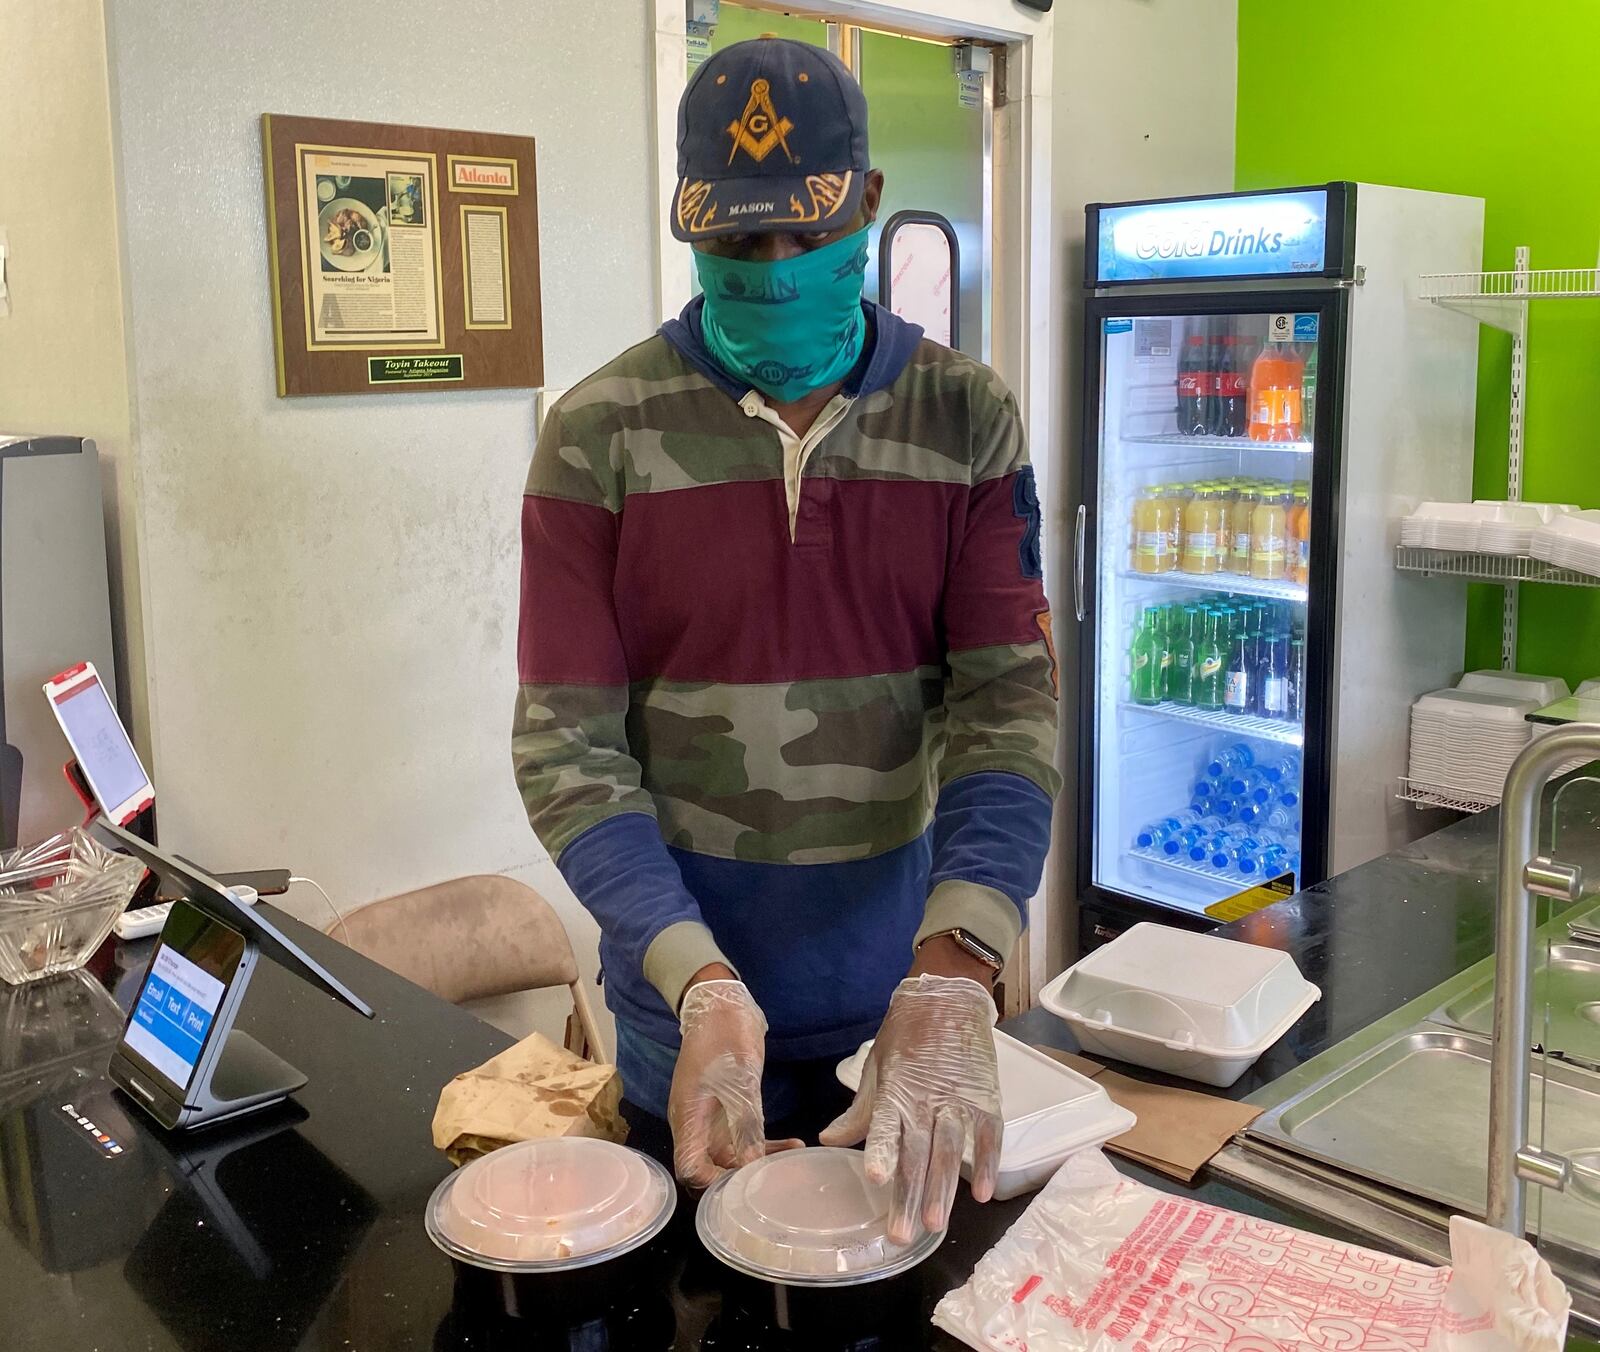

left=671, top=37, right=870, bottom=242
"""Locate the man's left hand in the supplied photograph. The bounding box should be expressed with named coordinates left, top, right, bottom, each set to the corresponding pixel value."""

left=820, top=973, right=1002, bottom=1242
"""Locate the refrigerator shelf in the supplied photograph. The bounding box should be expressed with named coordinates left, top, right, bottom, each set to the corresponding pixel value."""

left=1129, top=845, right=1248, bottom=888
left=1395, top=776, right=1497, bottom=814
left=1122, top=433, right=1313, bottom=455
left=1120, top=700, right=1304, bottom=747
left=1394, top=545, right=1600, bottom=589
left=1119, top=568, right=1308, bottom=605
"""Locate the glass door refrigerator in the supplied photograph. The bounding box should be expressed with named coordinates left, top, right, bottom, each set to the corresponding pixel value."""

left=1075, top=183, right=1485, bottom=947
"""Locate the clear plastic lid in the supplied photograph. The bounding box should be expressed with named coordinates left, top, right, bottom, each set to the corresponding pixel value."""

left=425, top=1137, right=674, bottom=1272
left=695, top=1147, right=941, bottom=1287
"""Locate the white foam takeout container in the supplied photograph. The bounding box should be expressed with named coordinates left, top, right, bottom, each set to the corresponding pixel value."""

left=1039, top=923, right=1321, bottom=1088
left=835, top=1028, right=1135, bottom=1201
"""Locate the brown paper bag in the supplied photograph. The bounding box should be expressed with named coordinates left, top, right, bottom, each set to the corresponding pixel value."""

left=432, top=1031, right=626, bottom=1166
left=1032, top=1045, right=1262, bottom=1184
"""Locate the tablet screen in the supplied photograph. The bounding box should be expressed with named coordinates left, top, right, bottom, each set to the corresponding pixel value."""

left=48, top=669, right=152, bottom=818
left=122, top=904, right=245, bottom=1094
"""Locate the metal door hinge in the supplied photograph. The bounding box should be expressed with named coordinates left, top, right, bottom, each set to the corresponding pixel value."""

left=1338, top=265, right=1367, bottom=289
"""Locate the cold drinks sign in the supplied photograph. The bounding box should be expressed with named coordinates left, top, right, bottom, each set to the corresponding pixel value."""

left=1092, top=188, right=1334, bottom=285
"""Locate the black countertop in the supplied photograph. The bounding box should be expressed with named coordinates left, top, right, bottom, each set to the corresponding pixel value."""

left=1, top=795, right=1586, bottom=1351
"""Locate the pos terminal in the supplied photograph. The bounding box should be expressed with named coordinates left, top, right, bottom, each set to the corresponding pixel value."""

left=99, top=821, right=373, bottom=1130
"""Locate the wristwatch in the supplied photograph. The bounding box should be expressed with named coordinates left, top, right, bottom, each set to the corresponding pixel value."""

left=920, top=927, right=1004, bottom=974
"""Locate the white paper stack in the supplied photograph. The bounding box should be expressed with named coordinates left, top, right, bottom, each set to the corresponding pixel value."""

left=1399, top=501, right=1488, bottom=549
left=1400, top=500, right=1580, bottom=554
left=1531, top=508, right=1600, bottom=577
left=1457, top=669, right=1570, bottom=706
left=1408, top=686, right=1542, bottom=803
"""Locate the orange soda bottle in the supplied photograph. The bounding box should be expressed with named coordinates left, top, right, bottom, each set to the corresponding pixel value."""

left=1248, top=344, right=1306, bottom=443
left=1290, top=484, right=1312, bottom=583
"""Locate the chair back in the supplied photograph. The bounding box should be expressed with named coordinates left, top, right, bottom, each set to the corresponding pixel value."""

left=331, top=873, right=579, bottom=1005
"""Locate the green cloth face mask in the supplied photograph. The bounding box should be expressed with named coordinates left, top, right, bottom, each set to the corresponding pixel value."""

left=695, top=228, right=870, bottom=403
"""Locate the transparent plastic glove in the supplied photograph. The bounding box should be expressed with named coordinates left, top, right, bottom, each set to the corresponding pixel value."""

left=669, top=979, right=795, bottom=1189
left=821, top=973, right=1001, bottom=1243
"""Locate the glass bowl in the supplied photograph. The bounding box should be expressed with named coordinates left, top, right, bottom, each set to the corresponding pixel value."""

left=0, top=830, right=144, bottom=985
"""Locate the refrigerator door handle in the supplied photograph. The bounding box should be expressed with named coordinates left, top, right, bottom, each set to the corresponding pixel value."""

left=1073, top=502, right=1088, bottom=622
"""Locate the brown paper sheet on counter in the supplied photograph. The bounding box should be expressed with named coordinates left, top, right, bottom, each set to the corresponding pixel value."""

left=1032, top=1046, right=1262, bottom=1184
left=432, top=1031, right=625, bottom=1166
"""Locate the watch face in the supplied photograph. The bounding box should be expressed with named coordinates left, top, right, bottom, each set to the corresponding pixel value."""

left=952, top=929, right=1003, bottom=969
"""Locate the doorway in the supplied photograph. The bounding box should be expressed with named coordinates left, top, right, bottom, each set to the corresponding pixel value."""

left=700, top=2, right=993, bottom=361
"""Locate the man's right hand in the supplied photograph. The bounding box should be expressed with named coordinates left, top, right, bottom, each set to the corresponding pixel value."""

left=668, top=976, right=798, bottom=1188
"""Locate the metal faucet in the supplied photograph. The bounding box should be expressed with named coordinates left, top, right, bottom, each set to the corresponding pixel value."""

left=1487, top=722, right=1600, bottom=1236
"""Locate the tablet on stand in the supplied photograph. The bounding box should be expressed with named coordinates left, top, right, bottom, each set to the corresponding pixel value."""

left=98, top=821, right=373, bottom=1130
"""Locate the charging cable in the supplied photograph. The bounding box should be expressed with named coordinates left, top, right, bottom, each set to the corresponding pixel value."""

left=289, top=875, right=350, bottom=945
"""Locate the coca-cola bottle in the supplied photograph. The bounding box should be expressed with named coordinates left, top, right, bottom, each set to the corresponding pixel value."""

left=1176, top=332, right=1208, bottom=436
left=1212, top=334, right=1248, bottom=437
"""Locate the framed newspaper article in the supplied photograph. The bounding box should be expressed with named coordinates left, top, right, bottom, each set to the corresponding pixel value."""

left=261, top=114, right=542, bottom=396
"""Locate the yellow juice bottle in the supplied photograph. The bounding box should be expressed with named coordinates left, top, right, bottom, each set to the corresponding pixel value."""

left=1132, top=484, right=1170, bottom=573
left=1215, top=480, right=1235, bottom=564
left=1251, top=489, right=1289, bottom=581
left=1181, top=486, right=1222, bottom=575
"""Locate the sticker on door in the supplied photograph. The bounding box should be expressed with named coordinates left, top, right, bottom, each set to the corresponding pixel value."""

left=1270, top=312, right=1319, bottom=344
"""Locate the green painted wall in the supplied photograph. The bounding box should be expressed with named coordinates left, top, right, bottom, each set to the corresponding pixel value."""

left=710, top=4, right=826, bottom=48
left=1236, top=0, right=1600, bottom=688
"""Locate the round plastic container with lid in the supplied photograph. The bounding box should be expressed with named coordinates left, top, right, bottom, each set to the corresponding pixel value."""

left=427, top=1136, right=674, bottom=1271
left=696, top=1146, right=940, bottom=1286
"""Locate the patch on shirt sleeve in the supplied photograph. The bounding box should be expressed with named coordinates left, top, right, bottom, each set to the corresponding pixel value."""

left=1036, top=608, right=1059, bottom=698
left=1012, top=467, right=1043, bottom=580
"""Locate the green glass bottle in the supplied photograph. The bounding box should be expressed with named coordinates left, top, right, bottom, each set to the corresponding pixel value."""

left=1168, top=605, right=1199, bottom=705
left=1193, top=610, right=1226, bottom=710
left=1130, top=605, right=1163, bottom=705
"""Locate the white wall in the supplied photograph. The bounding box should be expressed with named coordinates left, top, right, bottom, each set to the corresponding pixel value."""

left=1044, top=0, right=1238, bottom=972
left=104, top=0, right=662, bottom=1042
left=0, top=0, right=148, bottom=754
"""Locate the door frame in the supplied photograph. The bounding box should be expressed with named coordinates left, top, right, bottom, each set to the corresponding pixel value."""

left=648, top=0, right=1059, bottom=1004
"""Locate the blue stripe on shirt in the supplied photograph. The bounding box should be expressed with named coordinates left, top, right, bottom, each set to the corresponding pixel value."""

left=557, top=771, right=1053, bottom=1060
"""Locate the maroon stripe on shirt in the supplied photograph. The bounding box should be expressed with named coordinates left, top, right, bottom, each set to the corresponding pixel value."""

left=519, top=495, right=630, bottom=685
left=521, top=471, right=1051, bottom=687
left=944, top=470, right=1052, bottom=654
left=610, top=476, right=982, bottom=684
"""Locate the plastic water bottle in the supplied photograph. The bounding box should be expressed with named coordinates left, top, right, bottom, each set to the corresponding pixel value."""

left=1288, top=851, right=1302, bottom=877
left=1206, top=743, right=1254, bottom=779
left=1234, top=799, right=1266, bottom=827
left=1168, top=823, right=1210, bottom=856
left=1278, top=782, right=1301, bottom=809
left=1259, top=843, right=1289, bottom=874
left=1134, top=810, right=1203, bottom=850
left=1262, top=805, right=1295, bottom=833
left=1228, top=769, right=1276, bottom=803
left=1212, top=841, right=1261, bottom=875
left=1191, top=831, right=1231, bottom=863
left=1261, top=753, right=1301, bottom=784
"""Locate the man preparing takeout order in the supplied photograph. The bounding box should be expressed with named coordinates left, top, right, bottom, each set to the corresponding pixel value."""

left=513, top=36, right=1060, bottom=1242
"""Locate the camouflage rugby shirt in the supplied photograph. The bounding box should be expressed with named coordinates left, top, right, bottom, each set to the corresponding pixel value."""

left=513, top=301, right=1060, bottom=1059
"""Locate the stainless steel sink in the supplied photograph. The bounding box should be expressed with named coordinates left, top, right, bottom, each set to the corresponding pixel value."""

left=1248, top=1024, right=1600, bottom=1259
left=1437, top=943, right=1600, bottom=1069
